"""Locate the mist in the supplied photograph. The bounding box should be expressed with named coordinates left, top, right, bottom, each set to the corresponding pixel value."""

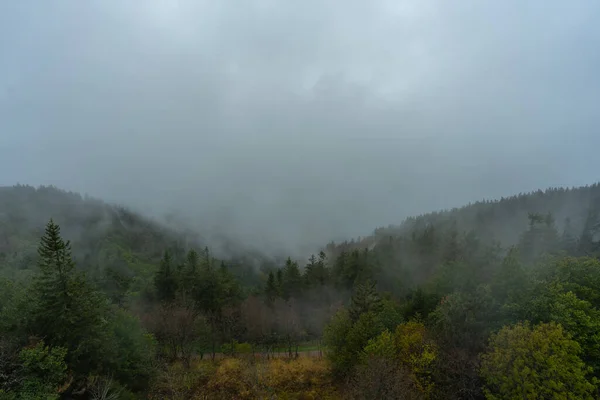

left=1, top=0, right=600, bottom=256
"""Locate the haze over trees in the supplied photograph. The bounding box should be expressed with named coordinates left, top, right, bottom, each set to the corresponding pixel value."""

left=1, top=183, right=600, bottom=398
left=2, top=0, right=600, bottom=397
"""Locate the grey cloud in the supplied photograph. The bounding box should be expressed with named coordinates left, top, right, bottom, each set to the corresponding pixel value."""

left=1, top=0, right=600, bottom=256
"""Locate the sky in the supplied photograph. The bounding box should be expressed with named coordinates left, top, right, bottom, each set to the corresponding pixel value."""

left=1, top=0, right=600, bottom=256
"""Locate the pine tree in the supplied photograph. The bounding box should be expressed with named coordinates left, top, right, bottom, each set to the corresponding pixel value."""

left=442, top=221, right=462, bottom=264
left=317, top=250, right=329, bottom=285
left=29, top=219, right=109, bottom=377
left=276, top=268, right=283, bottom=295
left=178, top=249, right=199, bottom=302
left=154, top=250, right=177, bottom=302
left=579, top=208, right=600, bottom=256
left=265, top=271, right=278, bottom=304
left=304, top=254, right=318, bottom=287
left=519, top=212, right=559, bottom=263
left=349, top=281, right=382, bottom=322
left=282, top=257, right=302, bottom=299
left=561, top=217, right=578, bottom=255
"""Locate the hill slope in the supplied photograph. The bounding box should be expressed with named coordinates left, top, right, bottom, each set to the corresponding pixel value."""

left=322, top=183, right=600, bottom=294
left=0, top=185, right=198, bottom=282
left=2, top=183, right=600, bottom=291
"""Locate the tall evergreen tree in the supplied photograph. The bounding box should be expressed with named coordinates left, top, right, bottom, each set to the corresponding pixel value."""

left=154, top=250, right=177, bottom=302
left=29, top=219, right=109, bottom=378
left=282, top=257, right=302, bottom=299
left=178, top=249, right=199, bottom=303
left=579, top=208, right=600, bottom=256
left=304, top=254, right=318, bottom=287
left=561, top=217, right=578, bottom=255
left=349, top=281, right=382, bottom=322
left=265, top=271, right=278, bottom=305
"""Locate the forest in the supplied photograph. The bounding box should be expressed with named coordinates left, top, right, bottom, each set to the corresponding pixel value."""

left=2, top=183, right=600, bottom=399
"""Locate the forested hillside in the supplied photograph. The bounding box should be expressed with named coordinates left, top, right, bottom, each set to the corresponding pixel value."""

left=0, top=185, right=267, bottom=294
left=1, top=183, right=600, bottom=399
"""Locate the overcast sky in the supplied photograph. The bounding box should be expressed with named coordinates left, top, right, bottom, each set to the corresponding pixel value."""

left=1, top=0, right=599, bottom=255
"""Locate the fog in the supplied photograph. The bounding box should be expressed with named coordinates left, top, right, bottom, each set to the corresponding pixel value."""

left=1, top=0, right=600, bottom=256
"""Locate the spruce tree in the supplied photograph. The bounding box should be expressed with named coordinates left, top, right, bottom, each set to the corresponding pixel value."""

left=30, top=219, right=108, bottom=377
left=282, top=257, right=302, bottom=299
left=317, top=251, right=329, bottom=285
left=579, top=208, right=600, bottom=256
left=265, top=271, right=278, bottom=305
left=304, top=254, right=318, bottom=287
left=349, top=281, right=382, bottom=322
left=561, top=217, right=578, bottom=255
left=179, top=249, right=199, bottom=302
left=154, top=250, right=177, bottom=302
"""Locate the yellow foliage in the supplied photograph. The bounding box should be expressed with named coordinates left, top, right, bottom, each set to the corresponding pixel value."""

left=394, top=322, right=437, bottom=398
left=264, top=358, right=330, bottom=391
left=198, top=357, right=338, bottom=399
left=207, top=358, right=259, bottom=399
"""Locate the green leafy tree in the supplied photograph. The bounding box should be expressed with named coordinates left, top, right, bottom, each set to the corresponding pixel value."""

left=104, top=309, right=156, bottom=392
left=510, top=283, right=600, bottom=375
left=480, top=322, right=597, bottom=399
left=535, top=256, right=600, bottom=308
left=491, top=248, right=530, bottom=305
left=325, top=284, right=392, bottom=378
left=324, top=309, right=384, bottom=378
left=14, top=341, right=68, bottom=400
left=364, top=321, right=437, bottom=397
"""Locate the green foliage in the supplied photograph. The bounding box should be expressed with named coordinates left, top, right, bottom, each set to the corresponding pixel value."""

left=430, top=285, right=500, bottom=353
left=491, top=247, right=530, bottom=304
left=265, top=271, right=278, bottom=304
left=323, top=309, right=354, bottom=377
left=154, top=251, right=177, bottom=302
left=349, top=281, right=382, bottom=323
left=325, top=282, right=400, bottom=378
left=480, top=322, right=597, bottom=399
left=401, top=287, right=440, bottom=320
left=364, top=322, right=437, bottom=397
left=536, top=256, right=600, bottom=308
left=376, top=298, right=403, bottom=331
left=7, top=183, right=600, bottom=397
left=12, top=341, right=68, bottom=400
left=104, top=309, right=157, bottom=391
left=510, top=282, right=600, bottom=375
left=27, top=220, right=111, bottom=378
left=518, top=212, right=560, bottom=263
left=281, top=258, right=303, bottom=299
